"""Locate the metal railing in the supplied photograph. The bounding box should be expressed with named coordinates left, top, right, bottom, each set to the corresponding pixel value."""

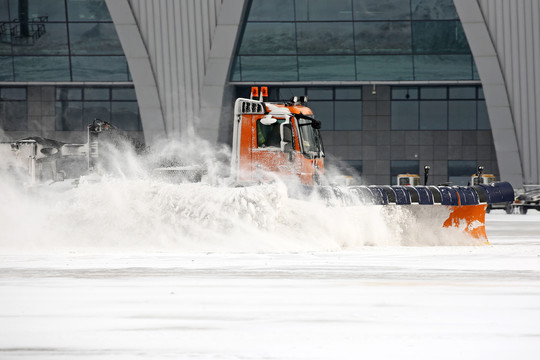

left=0, top=16, right=48, bottom=45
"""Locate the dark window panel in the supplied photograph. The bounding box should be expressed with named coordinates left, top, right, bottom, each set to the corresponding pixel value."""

left=234, top=86, right=250, bottom=98
left=335, top=87, right=362, bottom=100
left=239, top=56, right=298, bottom=81
left=420, top=87, right=446, bottom=99
left=353, top=0, right=410, bottom=20
left=477, top=100, right=490, bottom=130
left=83, top=100, right=110, bottom=123
left=420, top=100, right=447, bottom=129
left=266, top=87, right=279, bottom=101
left=391, top=101, right=419, bottom=130
left=356, top=55, right=413, bottom=81
left=9, top=0, right=67, bottom=21
left=391, top=160, right=420, bottom=181
left=297, top=23, right=354, bottom=55
left=71, top=56, right=129, bottom=81
left=448, top=100, right=476, bottom=129
left=56, top=87, right=82, bottom=101
left=308, top=101, right=334, bottom=130
left=448, top=160, right=477, bottom=185
left=0, top=57, right=13, bottom=81
left=299, top=56, right=355, bottom=81
left=411, top=0, right=459, bottom=20
left=11, top=23, right=68, bottom=55
left=239, top=23, right=295, bottom=55
left=1, top=87, right=26, bottom=100
left=84, top=87, right=109, bottom=100
left=55, top=100, right=83, bottom=130
left=67, top=0, right=111, bottom=21
left=69, top=23, right=123, bottom=55
left=0, top=0, right=8, bottom=21
left=1, top=101, right=27, bottom=130
left=354, top=21, right=411, bottom=54
left=392, top=101, right=418, bottom=129
left=472, top=60, right=480, bottom=80
left=278, top=87, right=306, bottom=101
left=296, top=0, right=353, bottom=21
left=0, top=32, right=11, bottom=55
left=14, top=56, right=70, bottom=81
left=392, top=87, right=418, bottom=100
left=230, top=56, right=241, bottom=81
left=307, top=88, right=332, bottom=100
left=334, top=100, right=362, bottom=130
left=412, top=21, right=470, bottom=54
left=247, top=0, right=294, bottom=21
left=112, top=88, right=137, bottom=101
left=414, top=55, right=473, bottom=80
left=449, top=87, right=476, bottom=99
left=111, top=101, right=140, bottom=131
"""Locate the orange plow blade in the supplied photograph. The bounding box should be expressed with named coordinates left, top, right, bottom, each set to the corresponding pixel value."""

left=443, top=204, right=488, bottom=244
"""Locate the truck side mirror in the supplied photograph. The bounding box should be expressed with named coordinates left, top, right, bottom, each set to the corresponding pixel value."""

left=280, top=124, right=293, bottom=153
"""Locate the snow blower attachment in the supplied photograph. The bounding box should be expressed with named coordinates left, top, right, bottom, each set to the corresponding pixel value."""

left=231, top=88, right=515, bottom=244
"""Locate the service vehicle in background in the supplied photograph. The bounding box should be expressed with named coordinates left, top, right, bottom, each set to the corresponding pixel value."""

left=396, top=174, right=421, bottom=186
left=470, top=169, right=513, bottom=214
left=513, top=186, right=540, bottom=214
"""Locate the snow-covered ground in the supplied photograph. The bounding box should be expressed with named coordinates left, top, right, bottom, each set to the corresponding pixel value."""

left=1, top=206, right=539, bottom=360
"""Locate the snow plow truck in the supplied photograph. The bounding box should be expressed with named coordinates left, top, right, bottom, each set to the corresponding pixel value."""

left=231, top=87, right=514, bottom=243
left=2, top=87, right=514, bottom=244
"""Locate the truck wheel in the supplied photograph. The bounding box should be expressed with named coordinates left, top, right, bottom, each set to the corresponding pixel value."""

left=505, top=202, right=513, bottom=214
left=519, top=206, right=528, bottom=215
left=486, top=205, right=491, bottom=214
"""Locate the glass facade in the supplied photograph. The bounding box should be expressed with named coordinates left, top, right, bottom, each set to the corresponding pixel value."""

left=236, top=86, right=362, bottom=131
left=0, top=86, right=27, bottom=130
left=231, top=0, right=477, bottom=82
left=392, top=85, right=488, bottom=130
left=237, top=84, right=485, bottom=133
left=56, top=86, right=141, bottom=131
left=448, top=160, right=477, bottom=185
left=0, top=0, right=129, bottom=81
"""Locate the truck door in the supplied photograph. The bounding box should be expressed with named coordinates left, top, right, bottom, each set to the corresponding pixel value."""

left=250, top=115, right=301, bottom=182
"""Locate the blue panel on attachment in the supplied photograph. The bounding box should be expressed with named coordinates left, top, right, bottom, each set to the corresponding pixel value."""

left=428, top=186, right=442, bottom=203
left=455, top=187, right=479, bottom=205
left=405, top=187, right=419, bottom=203
left=414, top=186, right=434, bottom=204
left=474, top=181, right=514, bottom=204
left=369, top=186, right=389, bottom=205
left=438, top=187, right=459, bottom=205
left=391, top=186, right=411, bottom=205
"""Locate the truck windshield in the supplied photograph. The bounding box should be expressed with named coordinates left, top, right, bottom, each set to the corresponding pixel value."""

left=297, top=118, right=324, bottom=158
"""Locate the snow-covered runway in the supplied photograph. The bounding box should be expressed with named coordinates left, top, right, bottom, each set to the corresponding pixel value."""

left=1, top=212, right=539, bottom=359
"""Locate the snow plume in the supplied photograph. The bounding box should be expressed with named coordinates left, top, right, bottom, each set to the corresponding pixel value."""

left=0, top=127, right=8, bottom=142
left=0, top=135, right=476, bottom=254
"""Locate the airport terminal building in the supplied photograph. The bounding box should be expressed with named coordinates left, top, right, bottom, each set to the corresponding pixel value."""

left=0, top=0, right=538, bottom=187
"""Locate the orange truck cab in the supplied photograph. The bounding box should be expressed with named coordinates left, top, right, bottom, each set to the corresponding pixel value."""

left=231, top=87, right=324, bottom=186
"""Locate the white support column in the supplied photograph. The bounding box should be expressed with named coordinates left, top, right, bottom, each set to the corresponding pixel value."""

left=105, top=0, right=167, bottom=145
left=199, top=0, right=248, bottom=144
left=454, top=0, right=524, bottom=187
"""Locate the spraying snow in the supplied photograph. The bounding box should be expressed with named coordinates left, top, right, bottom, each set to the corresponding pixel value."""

left=0, top=137, right=477, bottom=255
